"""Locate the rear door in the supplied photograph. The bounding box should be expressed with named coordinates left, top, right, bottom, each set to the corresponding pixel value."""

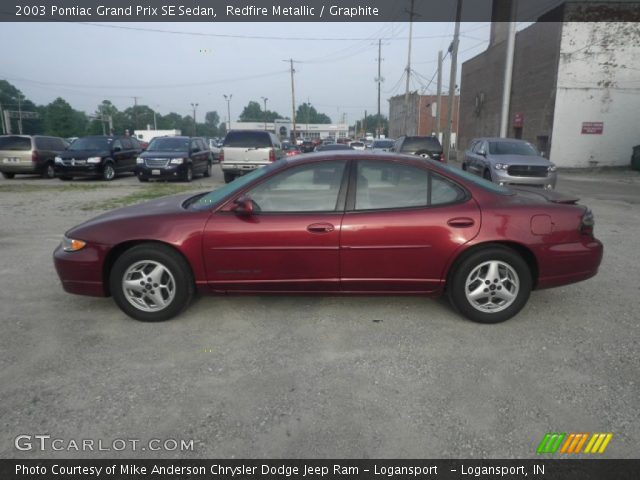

left=340, top=159, right=480, bottom=292
left=0, top=136, right=33, bottom=170
left=202, top=160, right=349, bottom=291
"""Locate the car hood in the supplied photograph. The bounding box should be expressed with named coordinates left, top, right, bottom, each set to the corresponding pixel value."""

left=139, top=151, right=188, bottom=159
left=60, top=150, right=110, bottom=159
left=487, top=154, right=550, bottom=166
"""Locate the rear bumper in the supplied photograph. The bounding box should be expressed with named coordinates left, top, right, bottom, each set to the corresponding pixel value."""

left=535, top=237, right=603, bottom=289
left=221, top=163, right=270, bottom=174
left=0, top=163, right=37, bottom=174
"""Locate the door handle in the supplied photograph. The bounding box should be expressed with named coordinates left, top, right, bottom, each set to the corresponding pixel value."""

left=447, top=217, right=475, bottom=228
left=307, top=223, right=335, bottom=233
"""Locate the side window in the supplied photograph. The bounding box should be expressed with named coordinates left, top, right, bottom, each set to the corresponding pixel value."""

left=355, top=161, right=428, bottom=210
left=198, top=139, right=207, bottom=151
left=121, top=138, right=133, bottom=150
left=34, top=137, right=46, bottom=150
left=246, top=161, right=346, bottom=213
left=55, top=138, right=67, bottom=150
left=430, top=172, right=466, bottom=205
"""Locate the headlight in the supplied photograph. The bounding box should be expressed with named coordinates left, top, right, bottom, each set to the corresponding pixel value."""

left=61, top=236, right=87, bottom=252
left=170, top=158, right=185, bottom=164
left=54, top=156, right=63, bottom=164
left=494, top=163, right=509, bottom=170
left=87, top=157, right=102, bottom=164
left=136, top=157, right=144, bottom=164
left=548, top=163, right=557, bottom=172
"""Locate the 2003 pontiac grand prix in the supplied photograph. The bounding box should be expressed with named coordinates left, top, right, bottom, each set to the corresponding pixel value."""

left=53, top=152, right=603, bottom=324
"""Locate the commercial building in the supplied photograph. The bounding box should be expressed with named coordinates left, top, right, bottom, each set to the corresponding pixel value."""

left=229, top=120, right=349, bottom=141
left=459, top=2, right=640, bottom=168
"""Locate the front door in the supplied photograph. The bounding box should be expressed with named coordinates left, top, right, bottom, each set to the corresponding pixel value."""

left=202, top=160, right=349, bottom=292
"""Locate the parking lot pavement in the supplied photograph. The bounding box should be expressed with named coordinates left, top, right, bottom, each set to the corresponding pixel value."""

left=0, top=167, right=638, bottom=459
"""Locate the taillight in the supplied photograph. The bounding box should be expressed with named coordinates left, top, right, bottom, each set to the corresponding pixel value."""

left=269, top=149, right=276, bottom=162
left=32, top=151, right=38, bottom=162
left=439, top=152, right=444, bottom=162
left=580, top=209, right=594, bottom=236
left=219, top=149, right=224, bottom=162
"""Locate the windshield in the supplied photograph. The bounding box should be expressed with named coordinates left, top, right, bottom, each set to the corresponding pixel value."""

left=223, top=131, right=271, bottom=148
left=69, top=137, right=111, bottom=151
left=190, top=162, right=282, bottom=210
left=439, top=163, right=513, bottom=195
left=489, top=141, right=538, bottom=156
left=147, top=137, right=189, bottom=152
left=373, top=140, right=394, bottom=148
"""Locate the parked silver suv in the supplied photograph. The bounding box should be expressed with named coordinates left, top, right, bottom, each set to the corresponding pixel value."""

left=462, top=138, right=557, bottom=189
left=0, top=135, right=68, bottom=179
left=220, top=130, right=283, bottom=183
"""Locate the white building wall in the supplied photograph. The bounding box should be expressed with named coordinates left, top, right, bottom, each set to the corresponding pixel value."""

left=550, top=22, right=640, bottom=168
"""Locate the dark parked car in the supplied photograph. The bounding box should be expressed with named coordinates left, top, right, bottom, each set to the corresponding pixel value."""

left=463, top=138, right=558, bottom=189
left=393, top=135, right=443, bottom=161
left=54, top=151, right=602, bottom=324
left=54, top=135, right=142, bottom=181
left=300, top=140, right=316, bottom=153
left=368, top=139, right=395, bottom=152
left=0, top=135, right=68, bottom=179
left=136, top=136, right=212, bottom=182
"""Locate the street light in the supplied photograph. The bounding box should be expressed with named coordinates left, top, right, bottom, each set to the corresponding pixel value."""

left=223, top=94, right=232, bottom=133
left=260, top=96, right=268, bottom=131
left=190, top=102, right=198, bottom=136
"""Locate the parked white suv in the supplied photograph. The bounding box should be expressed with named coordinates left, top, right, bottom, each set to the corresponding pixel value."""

left=220, top=130, right=284, bottom=183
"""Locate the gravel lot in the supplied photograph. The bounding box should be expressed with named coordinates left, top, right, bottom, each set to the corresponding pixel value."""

left=0, top=166, right=638, bottom=459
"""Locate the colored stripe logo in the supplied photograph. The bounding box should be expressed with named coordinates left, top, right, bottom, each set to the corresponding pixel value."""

left=537, top=433, right=612, bottom=454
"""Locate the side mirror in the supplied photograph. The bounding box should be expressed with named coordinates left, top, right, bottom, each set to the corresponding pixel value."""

left=231, top=195, right=254, bottom=215
left=478, top=149, right=486, bottom=157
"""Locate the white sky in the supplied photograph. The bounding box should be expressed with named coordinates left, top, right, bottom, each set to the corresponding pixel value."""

left=1, top=21, right=496, bottom=123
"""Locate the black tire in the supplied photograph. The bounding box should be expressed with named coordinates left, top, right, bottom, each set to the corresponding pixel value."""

left=109, top=243, right=195, bottom=322
left=102, top=161, right=116, bottom=181
left=138, top=176, right=149, bottom=183
left=42, top=162, right=56, bottom=179
left=203, top=161, right=212, bottom=177
left=181, top=165, right=193, bottom=183
left=2, top=172, right=15, bottom=179
left=223, top=172, right=236, bottom=183
left=483, top=169, right=492, bottom=181
left=447, top=246, right=532, bottom=324
left=461, top=163, right=467, bottom=171
left=59, top=176, right=73, bottom=181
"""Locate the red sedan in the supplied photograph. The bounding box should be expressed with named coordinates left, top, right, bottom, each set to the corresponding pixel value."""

left=53, top=152, right=603, bottom=324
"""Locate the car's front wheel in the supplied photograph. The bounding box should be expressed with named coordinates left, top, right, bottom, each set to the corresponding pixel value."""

left=448, top=247, right=532, bottom=324
left=102, top=162, right=116, bottom=181
left=110, top=243, right=195, bottom=322
left=203, top=161, right=212, bottom=177
left=42, top=162, right=56, bottom=179
left=223, top=172, right=236, bottom=183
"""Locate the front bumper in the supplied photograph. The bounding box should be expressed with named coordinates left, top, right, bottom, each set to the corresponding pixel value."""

left=137, top=164, right=188, bottom=179
left=55, top=164, right=104, bottom=177
left=493, top=169, right=557, bottom=189
left=53, top=243, right=109, bottom=297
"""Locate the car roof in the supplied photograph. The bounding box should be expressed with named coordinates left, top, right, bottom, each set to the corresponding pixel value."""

left=473, top=137, right=529, bottom=143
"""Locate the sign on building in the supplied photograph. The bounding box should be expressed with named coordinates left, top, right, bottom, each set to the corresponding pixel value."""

left=581, top=122, right=604, bottom=135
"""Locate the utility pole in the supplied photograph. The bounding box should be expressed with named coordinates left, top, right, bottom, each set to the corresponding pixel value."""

left=261, top=96, right=268, bottom=131
left=305, top=97, right=310, bottom=138
left=153, top=105, right=158, bottom=130
left=223, top=94, right=232, bottom=132
left=18, top=94, right=23, bottom=134
left=0, top=99, right=6, bottom=135
left=443, top=0, right=463, bottom=163
left=403, top=0, right=417, bottom=135
left=436, top=50, right=443, bottom=140
left=190, top=102, right=198, bottom=136
left=500, top=0, right=518, bottom=137
left=284, top=59, right=297, bottom=143
left=364, top=110, right=367, bottom=137
left=132, top=96, right=139, bottom=132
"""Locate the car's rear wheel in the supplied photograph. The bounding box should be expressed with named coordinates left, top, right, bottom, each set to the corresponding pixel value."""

left=223, top=172, right=236, bottom=183
left=102, top=162, right=116, bottom=181
left=138, top=176, right=149, bottom=182
left=483, top=169, right=492, bottom=181
left=448, top=247, right=531, bottom=324
left=110, top=243, right=194, bottom=322
left=203, top=161, right=212, bottom=177
left=2, top=172, right=15, bottom=179
left=42, top=162, right=56, bottom=179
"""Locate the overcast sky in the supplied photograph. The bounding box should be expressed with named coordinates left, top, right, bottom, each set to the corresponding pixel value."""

left=1, top=21, right=497, bottom=124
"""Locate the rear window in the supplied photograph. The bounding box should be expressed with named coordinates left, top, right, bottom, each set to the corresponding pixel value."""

left=223, top=131, right=271, bottom=148
left=0, top=136, right=32, bottom=151
left=401, top=137, right=442, bottom=152
left=373, top=140, right=394, bottom=148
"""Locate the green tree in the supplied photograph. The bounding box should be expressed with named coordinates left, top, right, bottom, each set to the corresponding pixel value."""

left=0, top=80, right=44, bottom=134
left=239, top=100, right=282, bottom=123
left=43, top=97, right=87, bottom=137
left=295, top=103, right=331, bottom=124
left=354, top=114, right=388, bottom=137
left=202, top=111, right=220, bottom=137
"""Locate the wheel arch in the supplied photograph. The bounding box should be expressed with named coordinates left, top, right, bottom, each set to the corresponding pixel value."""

left=444, top=241, right=539, bottom=291
left=102, top=240, right=195, bottom=296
